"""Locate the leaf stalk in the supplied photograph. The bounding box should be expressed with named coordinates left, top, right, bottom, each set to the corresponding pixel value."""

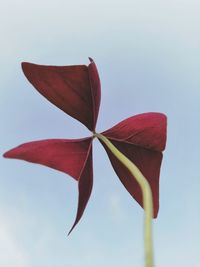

left=94, top=132, right=154, bottom=267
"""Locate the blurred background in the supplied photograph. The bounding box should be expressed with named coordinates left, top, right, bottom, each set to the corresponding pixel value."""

left=0, top=0, right=200, bottom=266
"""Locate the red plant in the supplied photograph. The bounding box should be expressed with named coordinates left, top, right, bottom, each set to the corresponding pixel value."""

left=3, top=58, right=167, bottom=236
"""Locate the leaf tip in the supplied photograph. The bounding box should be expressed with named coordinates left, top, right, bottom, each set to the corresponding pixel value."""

left=67, top=224, right=76, bottom=236
left=3, top=150, right=12, bottom=158
left=88, top=57, right=94, bottom=63
left=21, top=61, right=28, bottom=69
left=3, top=152, right=8, bottom=158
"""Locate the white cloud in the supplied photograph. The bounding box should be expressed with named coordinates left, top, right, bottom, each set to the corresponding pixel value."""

left=108, top=193, right=124, bottom=221
left=0, top=220, right=29, bottom=267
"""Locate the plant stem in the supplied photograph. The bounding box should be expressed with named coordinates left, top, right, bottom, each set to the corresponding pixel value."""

left=94, top=132, right=154, bottom=267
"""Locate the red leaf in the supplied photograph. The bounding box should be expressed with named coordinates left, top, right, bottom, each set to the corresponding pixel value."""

left=3, top=138, right=92, bottom=180
left=3, top=57, right=168, bottom=232
left=102, top=113, right=167, bottom=152
left=21, top=58, right=101, bottom=131
left=100, top=139, right=163, bottom=217
left=68, top=146, right=93, bottom=234
left=4, top=138, right=93, bottom=232
left=88, top=58, right=101, bottom=130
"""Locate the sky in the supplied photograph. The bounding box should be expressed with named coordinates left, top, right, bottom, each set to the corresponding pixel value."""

left=0, top=0, right=200, bottom=266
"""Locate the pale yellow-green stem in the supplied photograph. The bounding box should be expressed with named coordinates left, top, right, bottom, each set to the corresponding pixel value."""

left=94, top=132, right=154, bottom=267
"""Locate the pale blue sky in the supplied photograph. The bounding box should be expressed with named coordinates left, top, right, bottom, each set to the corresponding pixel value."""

left=1, top=1, right=200, bottom=266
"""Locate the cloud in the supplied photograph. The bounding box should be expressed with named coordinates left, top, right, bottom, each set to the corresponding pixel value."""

left=108, top=193, right=124, bottom=221
left=0, top=219, right=29, bottom=267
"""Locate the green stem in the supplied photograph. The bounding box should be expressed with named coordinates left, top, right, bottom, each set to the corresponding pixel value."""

left=94, top=132, right=154, bottom=267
